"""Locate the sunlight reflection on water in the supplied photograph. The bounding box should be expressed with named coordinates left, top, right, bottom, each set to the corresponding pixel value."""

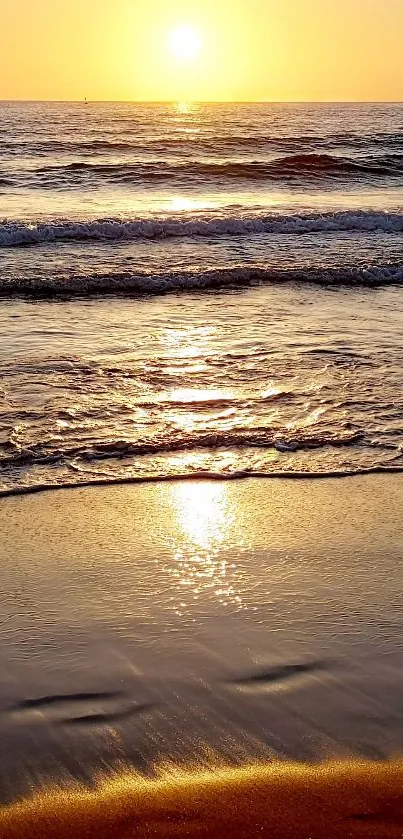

left=168, top=482, right=243, bottom=613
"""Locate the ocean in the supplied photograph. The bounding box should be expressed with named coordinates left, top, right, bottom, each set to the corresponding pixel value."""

left=1, top=101, right=403, bottom=494
left=1, top=103, right=403, bottom=805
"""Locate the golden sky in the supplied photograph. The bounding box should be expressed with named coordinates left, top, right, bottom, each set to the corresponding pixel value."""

left=1, top=0, right=402, bottom=101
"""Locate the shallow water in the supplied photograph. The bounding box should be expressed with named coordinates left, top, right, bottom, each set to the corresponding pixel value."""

left=1, top=284, right=403, bottom=492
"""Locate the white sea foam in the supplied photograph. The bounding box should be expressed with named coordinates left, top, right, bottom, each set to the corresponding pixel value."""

left=1, top=210, right=403, bottom=247
left=1, top=262, right=403, bottom=299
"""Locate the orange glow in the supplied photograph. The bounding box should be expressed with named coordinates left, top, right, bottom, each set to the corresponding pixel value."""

left=2, top=761, right=403, bottom=838
left=0, top=0, right=402, bottom=101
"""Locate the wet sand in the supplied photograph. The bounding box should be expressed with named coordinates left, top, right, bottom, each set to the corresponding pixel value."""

left=0, top=475, right=403, bottom=831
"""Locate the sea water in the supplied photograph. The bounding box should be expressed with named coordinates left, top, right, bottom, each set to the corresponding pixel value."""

left=1, top=102, right=403, bottom=493
left=1, top=103, right=403, bottom=800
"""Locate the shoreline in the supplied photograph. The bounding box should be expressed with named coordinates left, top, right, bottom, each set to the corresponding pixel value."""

left=2, top=462, right=403, bottom=500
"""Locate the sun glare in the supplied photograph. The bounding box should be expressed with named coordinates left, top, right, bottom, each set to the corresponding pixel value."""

left=169, top=25, right=202, bottom=62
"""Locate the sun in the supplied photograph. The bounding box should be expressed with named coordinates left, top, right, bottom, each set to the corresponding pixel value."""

left=169, top=24, right=202, bottom=62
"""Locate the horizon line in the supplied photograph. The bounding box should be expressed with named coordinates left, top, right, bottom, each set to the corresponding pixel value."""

left=1, top=99, right=403, bottom=105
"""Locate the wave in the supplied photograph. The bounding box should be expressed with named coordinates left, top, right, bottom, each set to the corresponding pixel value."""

left=2, top=210, right=403, bottom=248
left=0, top=428, right=365, bottom=470
left=2, top=131, right=402, bottom=156
left=0, top=262, right=402, bottom=299
left=18, top=152, right=403, bottom=187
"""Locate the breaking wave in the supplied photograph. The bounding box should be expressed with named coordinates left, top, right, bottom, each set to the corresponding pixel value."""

left=1, top=262, right=402, bottom=299
left=2, top=210, right=403, bottom=248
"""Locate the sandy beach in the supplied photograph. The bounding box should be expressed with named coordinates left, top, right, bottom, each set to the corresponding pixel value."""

left=2, top=761, right=403, bottom=838
left=0, top=473, right=403, bottom=833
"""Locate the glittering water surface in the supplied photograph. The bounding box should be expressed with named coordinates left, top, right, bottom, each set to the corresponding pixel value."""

left=1, top=102, right=403, bottom=491
left=1, top=101, right=403, bottom=801
left=1, top=284, right=403, bottom=492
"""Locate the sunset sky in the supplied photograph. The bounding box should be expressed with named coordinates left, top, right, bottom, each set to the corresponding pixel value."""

left=1, top=0, right=402, bottom=102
